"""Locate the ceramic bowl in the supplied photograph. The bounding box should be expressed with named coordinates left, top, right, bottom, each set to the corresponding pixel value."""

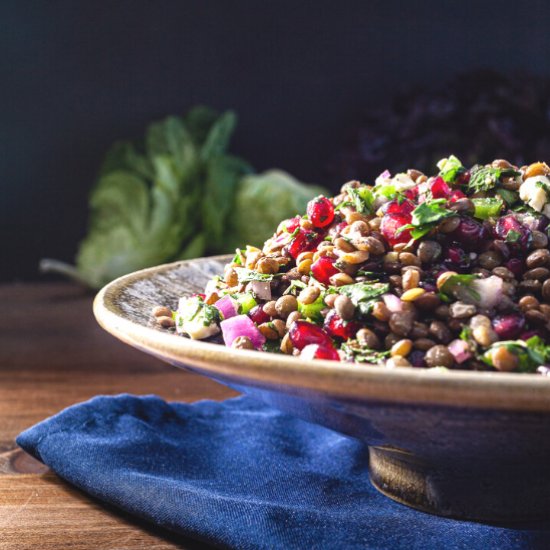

left=94, top=255, right=550, bottom=522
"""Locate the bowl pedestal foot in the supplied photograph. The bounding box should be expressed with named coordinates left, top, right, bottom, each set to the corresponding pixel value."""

left=369, top=446, right=550, bottom=522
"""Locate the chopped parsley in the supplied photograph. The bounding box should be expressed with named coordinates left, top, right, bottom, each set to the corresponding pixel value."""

left=337, top=282, right=390, bottom=305
left=467, top=165, right=519, bottom=194
left=505, top=229, right=522, bottom=243
left=342, top=184, right=375, bottom=215
left=341, top=340, right=390, bottom=364
left=283, top=279, right=307, bottom=296
left=235, top=268, right=281, bottom=283
left=398, top=199, right=455, bottom=240
left=438, top=273, right=480, bottom=303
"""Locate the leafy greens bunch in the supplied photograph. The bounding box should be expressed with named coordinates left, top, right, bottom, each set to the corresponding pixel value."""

left=42, top=107, right=325, bottom=288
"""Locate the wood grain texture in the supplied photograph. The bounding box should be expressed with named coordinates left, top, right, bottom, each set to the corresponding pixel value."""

left=0, top=282, right=237, bottom=548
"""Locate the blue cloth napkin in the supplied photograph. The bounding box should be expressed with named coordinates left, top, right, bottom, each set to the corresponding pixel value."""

left=16, top=394, right=550, bottom=549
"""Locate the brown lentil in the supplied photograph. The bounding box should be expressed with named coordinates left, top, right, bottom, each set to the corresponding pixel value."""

left=524, top=267, right=550, bottom=280
left=280, top=333, right=293, bottom=354
left=520, top=280, right=543, bottom=294
left=435, top=304, right=450, bottom=319
left=417, top=240, right=442, bottom=264
left=389, top=311, right=414, bottom=337
left=492, top=266, right=514, bottom=280
left=472, top=325, right=498, bottom=347
left=438, top=216, right=461, bottom=233
left=414, top=338, right=437, bottom=351
left=469, top=314, right=492, bottom=329
left=363, top=236, right=385, bottom=255
left=258, top=322, right=279, bottom=340
left=372, top=301, right=391, bottom=322
left=256, top=257, right=280, bottom=274
left=425, top=345, right=454, bottom=368
left=224, top=267, right=239, bottom=287
left=324, top=293, right=337, bottom=308
left=525, top=309, right=547, bottom=325
left=449, top=198, right=475, bottom=215
left=298, top=287, right=320, bottom=305
left=429, top=320, right=452, bottom=344
left=389, top=275, right=402, bottom=288
left=532, top=231, right=548, bottom=249
left=357, top=328, right=381, bottom=349
left=519, top=295, right=540, bottom=312
left=399, top=252, right=421, bottom=267
left=334, top=295, right=355, bottom=320
left=232, top=336, right=255, bottom=350
left=414, top=292, right=441, bottom=311
left=526, top=249, right=550, bottom=269
left=410, top=322, right=430, bottom=339
left=263, top=301, right=278, bottom=317
left=477, top=251, right=502, bottom=270
left=350, top=220, right=370, bottom=235
left=152, top=306, right=172, bottom=318
left=275, top=295, right=298, bottom=318
left=402, top=269, right=420, bottom=291
left=384, top=333, right=401, bottom=348
left=329, top=273, right=355, bottom=286
left=286, top=310, right=302, bottom=328
left=334, top=237, right=356, bottom=252
left=386, top=357, right=412, bottom=368
left=542, top=280, right=550, bottom=302
left=157, top=315, right=175, bottom=328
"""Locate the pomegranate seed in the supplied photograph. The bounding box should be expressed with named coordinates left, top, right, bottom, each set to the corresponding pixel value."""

left=455, top=171, right=470, bottom=186
left=307, top=196, right=335, bottom=228
left=301, top=343, right=340, bottom=361
left=383, top=198, right=415, bottom=216
left=311, top=256, right=340, bottom=285
left=430, top=176, right=451, bottom=199
left=249, top=305, right=270, bottom=325
left=284, top=216, right=301, bottom=233
left=449, top=189, right=466, bottom=202
left=289, top=320, right=333, bottom=350
left=380, top=214, right=412, bottom=246
left=404, top=186, right=420, bottom=201
left=191, top=293, right=206, bottom=300
left=285, top=229, right=321, bottom=259
left=324, top=310, right=360, bottom=340
left=444, top=246, right=470, bottom=269
left=492, top=314, right=525, bottom=340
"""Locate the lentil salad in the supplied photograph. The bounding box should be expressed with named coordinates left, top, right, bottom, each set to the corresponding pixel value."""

left=154, top=157, right=550, bottom=374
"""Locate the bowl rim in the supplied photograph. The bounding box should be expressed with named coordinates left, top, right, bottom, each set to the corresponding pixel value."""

left=94, top=255, right=550, bottom=412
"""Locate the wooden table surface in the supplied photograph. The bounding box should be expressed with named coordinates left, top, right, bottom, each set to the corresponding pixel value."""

left=0, top=283, right=238, bottom=549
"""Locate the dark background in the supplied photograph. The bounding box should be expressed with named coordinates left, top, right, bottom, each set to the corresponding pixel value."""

left=3, top=0, right=550, bottom=281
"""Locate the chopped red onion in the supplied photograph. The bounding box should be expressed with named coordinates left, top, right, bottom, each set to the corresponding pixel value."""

left=220, top=315, right=266, bottom=350
left=448, top=339, right=472, bottom=364
left=214, top=295, right=238, bottom=320
left=383, top=293, right=403, bottom=313
left=249, top=280, right=271, bottom=301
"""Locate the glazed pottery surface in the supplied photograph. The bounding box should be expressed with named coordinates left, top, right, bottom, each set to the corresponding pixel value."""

left=94, top=255, right=550, bottom=521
